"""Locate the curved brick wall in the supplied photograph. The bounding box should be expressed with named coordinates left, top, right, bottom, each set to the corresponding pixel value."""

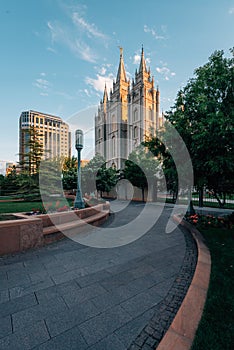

left=0, top=202, right=110, bottom=256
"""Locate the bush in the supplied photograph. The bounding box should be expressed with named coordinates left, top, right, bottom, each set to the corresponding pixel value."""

left=185, top=212, right=234, bottom=229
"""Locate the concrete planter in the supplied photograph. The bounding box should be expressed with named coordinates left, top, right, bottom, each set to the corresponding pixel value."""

left=0, top=202, right=110, bottom=256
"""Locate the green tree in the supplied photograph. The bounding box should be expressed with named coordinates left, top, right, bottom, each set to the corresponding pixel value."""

left=62, top=156, right=77, bottom=191
left=16, top=127, right=46, bottom=200
left=96, top=166, right=117, bottom=197
left=0, top=174, right=4, bottom=195
left=124, top=145, right=160, bottom=201
left=81, top=154, right=117, bottom=197
left=144, top=131, right=179, bottom=201
left=0, top=166, right=22, bottom=197
left=39, top=158, right=63, bottom=198
left=146, top=48, right=234, bottom=207
left=19, top=126, right=44, bottom=175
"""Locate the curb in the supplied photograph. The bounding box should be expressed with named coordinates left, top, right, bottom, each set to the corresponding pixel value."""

left=156, top=216, right=211, bottom=350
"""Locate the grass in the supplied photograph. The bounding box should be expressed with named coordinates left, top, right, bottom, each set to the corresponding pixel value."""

left=191, top=226, right=234, bottom=350
left=0, top=201, right=45, bottom=214
left=0, top=198, right=74, bottom=214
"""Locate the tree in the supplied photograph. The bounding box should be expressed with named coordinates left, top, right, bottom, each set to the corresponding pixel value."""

left=62, top=156, right=77, bottom=191
left=16, top=127, right=46, bottom=200
left=124, top=145, right=160, bottom=201
left=19, top=126, right=44, bottom=175
left=146, top=48, right=234, bottom=207
left=81, top=154, right=117, bottom=197
left=96, top=166, right=117, bottom=196
left=144, top=131, right=179, bottom=202
left=39, top=158, right=63, bottom=198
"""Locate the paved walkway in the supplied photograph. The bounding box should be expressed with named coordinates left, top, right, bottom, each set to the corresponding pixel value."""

left=0, top=201, right=196, bottom=350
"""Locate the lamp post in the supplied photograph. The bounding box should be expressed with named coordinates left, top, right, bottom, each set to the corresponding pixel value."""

left=74, top=129, right=85, bottom=209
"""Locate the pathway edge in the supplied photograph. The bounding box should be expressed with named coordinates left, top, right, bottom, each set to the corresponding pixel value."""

left=156, top=216, right=211, bottom=350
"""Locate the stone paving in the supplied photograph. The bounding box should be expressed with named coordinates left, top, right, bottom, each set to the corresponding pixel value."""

left=0, top=201, right=197, bottom=350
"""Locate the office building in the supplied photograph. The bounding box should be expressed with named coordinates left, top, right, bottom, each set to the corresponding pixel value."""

left=19, top=110, right=71, bottom=169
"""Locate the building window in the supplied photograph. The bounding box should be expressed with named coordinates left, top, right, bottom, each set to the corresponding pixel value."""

left=133, top=109, right=138, bottom=121
left=112, top=114, right=116, bottom=131
left=112, top=135, right=116, bottom=157
left=133, top=126, right=138, bottom=139
left=98, top=128, right=101, bottom=139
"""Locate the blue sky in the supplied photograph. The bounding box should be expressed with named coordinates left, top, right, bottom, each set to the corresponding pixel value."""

left=0, top=0, right=233, bottom=162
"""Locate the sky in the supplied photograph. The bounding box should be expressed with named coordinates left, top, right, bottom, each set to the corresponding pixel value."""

left=0, top=0, right=233, bottom=162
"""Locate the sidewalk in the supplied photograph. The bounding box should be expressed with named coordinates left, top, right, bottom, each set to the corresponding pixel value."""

left=0, top=201, right=197, bottom=350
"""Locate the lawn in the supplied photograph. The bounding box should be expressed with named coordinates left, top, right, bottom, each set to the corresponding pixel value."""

left=0, top=201, right=44, bottom=214
left=0, top=198, right=74, bottom=214
left=191, top=226, right=234, bottom=350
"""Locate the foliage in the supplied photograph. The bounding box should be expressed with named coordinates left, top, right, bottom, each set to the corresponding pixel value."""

left=42, top=199, right=70, bottom=213
left=0, top=174, right=4, bottom=188
left=1, top=127, right=46, bottom=200
left=145, top=48, right=234, bottom=206
left=185, top=212, right=234, bottom=229
left=39, top=158, right=63, bottom=198
left=0, top=167, right=20, bottom=196
left=124, top=145, right=161, bottom=201
left=81, top=153, right=117, bottom=196
left=144, top=130, right=178, bottom=200
left=62, top=156, right=78, bottom=191
left=96, top=166, right=118, bottom=195
left=167, top=48, right=234, bottom=204
left=18, top=126, right=44, bottom=175
left=81, top=153, right=104, bottom=195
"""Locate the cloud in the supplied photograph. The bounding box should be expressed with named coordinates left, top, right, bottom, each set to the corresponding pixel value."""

left=229, top=7, right=234, bottom=14
left=144, top=25, right=166, bottom=40
left=99, top=66, right=107, bottom=75
left=47, top=7, right=108, bottom=63
left=133, top=54, right=141, bottom=64
left=133, top=53, right=150, bottom=65
left=72, top=12, right=107, bottom=40
left=84, top=89, right=91, bottom=97
left=85, top=74, right=114, bottom=93
left=156, top=63, right=176, bottom=80
left=94, top=63, right=113, bottom=75
left=47, top=47, right=57, bottom=54
left=72, top=39, right=97, bottom=62
left=33, top=74, right=75, bottom=100
left=34, top=78, right=51, bottom=90
left=146, top=57, right=151, bottom=65
left=47, top=21, right=96, bottom=63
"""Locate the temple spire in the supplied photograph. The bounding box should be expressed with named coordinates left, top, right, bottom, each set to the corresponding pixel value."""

left=103, top=83, right=108, bottom=103
left=116, top=47, right=127, bottom=83
left=138, top=45, right=147, bottom=73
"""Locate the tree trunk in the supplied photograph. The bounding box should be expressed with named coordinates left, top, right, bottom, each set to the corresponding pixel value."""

left=213, top=191, right=222, bottom=208
left=198, top=187, right=203, bottom=207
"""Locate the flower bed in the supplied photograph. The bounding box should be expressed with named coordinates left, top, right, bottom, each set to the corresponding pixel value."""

left=185, top=212, right=234, bottom=229
left=25, top=198, right=105, bottom=216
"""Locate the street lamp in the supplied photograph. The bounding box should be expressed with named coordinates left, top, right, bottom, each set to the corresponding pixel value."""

left=74, top=129, right=85, bottom=209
